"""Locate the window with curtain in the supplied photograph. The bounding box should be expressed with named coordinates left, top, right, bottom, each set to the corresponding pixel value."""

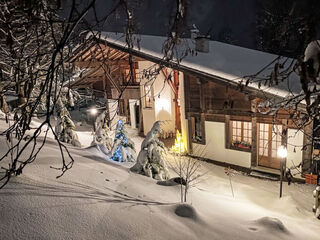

left=230, top=120, right=252, bottom=150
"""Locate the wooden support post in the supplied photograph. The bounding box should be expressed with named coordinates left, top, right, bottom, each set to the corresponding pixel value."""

left=187, top=114, right=193, bottom=154
left=302, top=120, right=313, bottom=176
left=138, top=100, right=144, bottom=136
left=200, top=79, right=205, bottom=113
left=282, top=119, right=288, bottom=169
left=280, top=161, right=284, bottom=198
left=280, top=120, right=288, bottom=198
left=225, top=115, right=231, bottom=149
left=251, top=117, right=257, bottom=167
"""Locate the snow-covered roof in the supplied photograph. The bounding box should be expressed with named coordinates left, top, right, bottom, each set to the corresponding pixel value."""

left=89, top=32, right=302, bottom=99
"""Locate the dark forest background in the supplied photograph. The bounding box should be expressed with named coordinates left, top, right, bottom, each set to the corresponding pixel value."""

left=60, top=0, right=320, bottom=57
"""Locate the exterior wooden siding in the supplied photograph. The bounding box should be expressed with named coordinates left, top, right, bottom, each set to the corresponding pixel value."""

left=184, top=72, right=309, bottom=174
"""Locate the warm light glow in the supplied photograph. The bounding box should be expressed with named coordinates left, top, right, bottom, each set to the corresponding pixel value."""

left=90, top=107, right=98, bottom=115
left=171, top=130, right=186, bottom=153
left=277, top=145, right=287, bottom=159
left=157, top=98, right=170, bottom=112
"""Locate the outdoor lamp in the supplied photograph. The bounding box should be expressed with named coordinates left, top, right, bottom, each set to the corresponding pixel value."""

left=277, top=145, right=287, bottom=198
left=89, top=107, right=98, bottom=132
left=90, top=107, right=98, bottom=116
left=277, top=145, right=287, bottom=159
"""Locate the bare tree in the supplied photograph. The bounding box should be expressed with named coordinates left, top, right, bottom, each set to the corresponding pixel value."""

left=0, top=0, right=190, bottom=188
left=168, top=144, right=208, bottom=203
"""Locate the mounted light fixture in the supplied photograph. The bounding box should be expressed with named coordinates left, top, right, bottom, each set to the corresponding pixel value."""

left=90, top=107, right=98, bottom=116
left=277, top=145, right=287, bottom=159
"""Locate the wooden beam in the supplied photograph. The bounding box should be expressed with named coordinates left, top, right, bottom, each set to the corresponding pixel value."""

left=161, top=68, right=177, bottom=95
left=225, top=115, right=231, bottom=149
left=74, top=60, right=103, bottom=68
left=69, top=41, right=96, bottom=62
left=93, top=45, right=110, bottom=60
left=74, top=59, right=131, bottom=69
left=187, top=117, right=193, bottom=153
left=105, top=69, right=121, bottom=93
left=302, top=120, right=313, bottom=176
left=251, top=117, right=258, bottom=167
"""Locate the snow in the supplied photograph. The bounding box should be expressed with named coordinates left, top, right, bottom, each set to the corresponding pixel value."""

left=304, top=40, right=320, bottom=79
left=90, top=31, right=302, bottom=99
left=0, top=118, right=319, bottom=240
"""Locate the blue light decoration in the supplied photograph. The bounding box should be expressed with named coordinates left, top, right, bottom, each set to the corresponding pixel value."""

left=111, top=146, right=123, bottom=162
left=110, top=119, right=133, bottom=162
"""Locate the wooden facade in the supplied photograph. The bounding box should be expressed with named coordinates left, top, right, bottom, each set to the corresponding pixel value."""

left=184, top=72, right=311, bottom=174
left=69, top=42, right=144, bottom=128
left=69, top=41, right=181, bottom=136
left=69, top=34, right=312, bottom=176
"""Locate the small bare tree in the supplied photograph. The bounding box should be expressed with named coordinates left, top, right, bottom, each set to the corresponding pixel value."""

left=169, top=144, right=208, bottom=203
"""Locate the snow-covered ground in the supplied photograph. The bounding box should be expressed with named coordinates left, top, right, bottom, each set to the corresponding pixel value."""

left=0, top=118, right=319, bottom=240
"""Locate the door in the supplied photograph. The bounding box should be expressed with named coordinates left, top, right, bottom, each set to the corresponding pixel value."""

left=257, top=123, right=283, bottom=169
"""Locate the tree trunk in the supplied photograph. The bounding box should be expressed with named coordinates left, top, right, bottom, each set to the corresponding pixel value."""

left=184, top=183, right=188, bottom=202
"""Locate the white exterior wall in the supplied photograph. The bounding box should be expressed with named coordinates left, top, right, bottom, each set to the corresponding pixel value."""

left=287, top=128, right=304, bottom=177
left=129, top=99, right=138, bottom=129
left=192, top=121, right=251, bottom=168
left=138, top=61, right=176, bottom=135
left=189, top=122, right=304, bottom=172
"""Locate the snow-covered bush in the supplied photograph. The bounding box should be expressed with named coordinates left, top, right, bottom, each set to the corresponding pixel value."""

left=110, top=119, right=136, bottom=162
left=55, top=98, right=81, bottom=147
left=304, top=40, right=320, bottom=81
left=91, top=110, right=113, bottom=150
left=131, top=121, right=169, bottom=180
left=313, top=186, right=320, bottom=219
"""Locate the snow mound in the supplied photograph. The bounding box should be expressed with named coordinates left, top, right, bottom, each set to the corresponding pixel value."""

left=157, top=177, right=186, bottom=186
left=0, top=110, right=6, bottom=119
left=253, top=217, right=289, bottom=234
left=174, top=204, right=198, bottom=220
left=95, top=143, right=110, bottom=155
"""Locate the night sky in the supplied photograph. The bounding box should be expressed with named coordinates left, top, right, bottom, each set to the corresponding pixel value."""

left=61, top=0, right=257, bottom=48
left=60, top=0, right=320, bottom=55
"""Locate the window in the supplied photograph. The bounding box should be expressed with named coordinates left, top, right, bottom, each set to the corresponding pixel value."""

left=230, top=120, right=252, bottom=150
left=191, top=116, right=204, bottom=144
left=144, top=84, right=153, bottom=108
left=258, top=123, right=283, bottom=169
left=124, top=68, right=140, bottom=84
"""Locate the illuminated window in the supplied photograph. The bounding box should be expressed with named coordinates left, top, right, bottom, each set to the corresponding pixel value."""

left=144, top=84, right=152, bottom=108
left=258, top=123, right=282, bottom=158
left=124, top=68, right=140, bottom=83
left=230, top=120, right=252, bottom=150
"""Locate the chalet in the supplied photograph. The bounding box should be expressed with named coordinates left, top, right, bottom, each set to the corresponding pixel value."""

left=69, top=32, right=313, bottom=178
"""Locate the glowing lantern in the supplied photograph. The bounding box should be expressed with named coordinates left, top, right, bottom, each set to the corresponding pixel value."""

left=277, top=145, right=287, bottom=159
left=171, top=130, right=186, bottom=154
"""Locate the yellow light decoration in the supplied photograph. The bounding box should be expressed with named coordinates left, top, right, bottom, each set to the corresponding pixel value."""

left=171, top=130, right=186, bottom=154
